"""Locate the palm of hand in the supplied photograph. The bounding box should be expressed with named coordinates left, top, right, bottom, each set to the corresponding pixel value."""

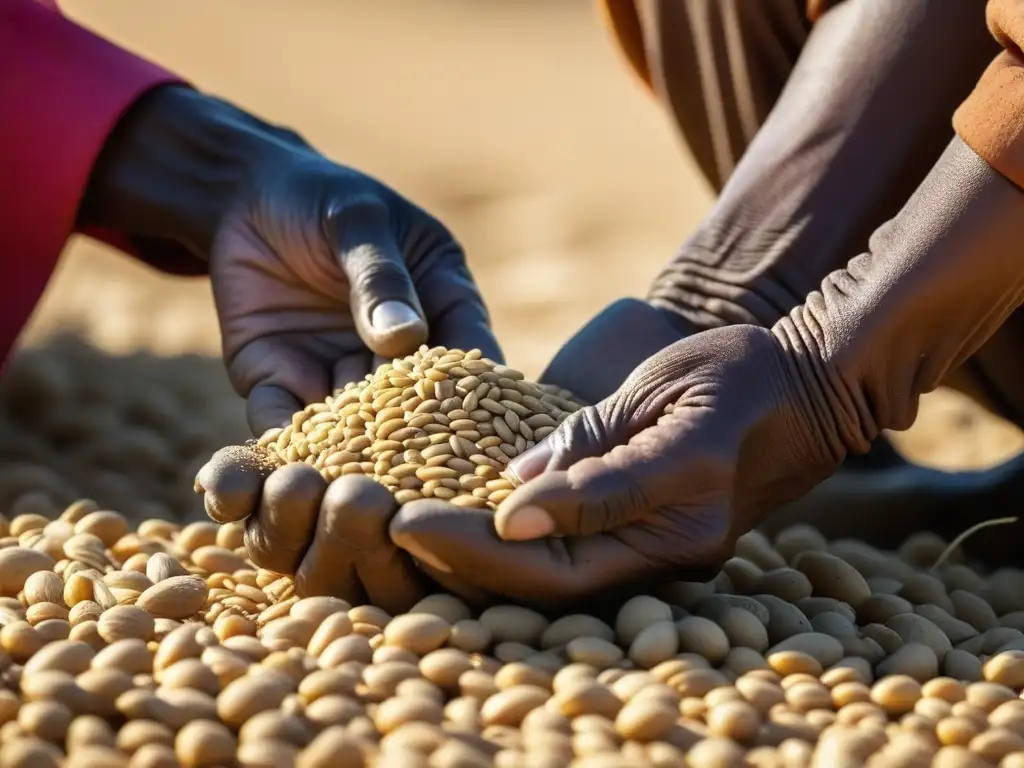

left=210, top=182, right=372, bottom=436
left=207, top=156, right=497, bottom=434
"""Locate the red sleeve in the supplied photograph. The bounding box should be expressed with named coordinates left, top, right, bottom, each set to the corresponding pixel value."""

left=0, top=0, right=191, bottom=364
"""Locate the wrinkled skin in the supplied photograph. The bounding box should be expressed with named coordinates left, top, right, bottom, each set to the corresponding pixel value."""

left=210, top=157, right=500, bottom=435
left=82, top=86, right=501, bottom=437
left=388, top=322, right=838, bottom=610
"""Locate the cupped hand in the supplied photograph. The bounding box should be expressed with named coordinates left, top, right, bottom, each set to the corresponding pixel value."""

left=194, top=448, right=429, bottom=614
left=192, top=143, right=502, bottom=610
left=211, top=153, right=500, bottom=435
left=388, top=323, right=840, bottom=609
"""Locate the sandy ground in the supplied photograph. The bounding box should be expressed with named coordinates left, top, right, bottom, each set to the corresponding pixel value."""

left=19, top=0, right=1024, bottom=471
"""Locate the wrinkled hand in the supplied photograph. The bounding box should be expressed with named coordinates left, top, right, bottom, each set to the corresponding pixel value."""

left=80, top=86, right=500, bottom=436
left=212, top=153, right=499, bottom=435
left=389, top=323, right=839, bottom=608
left=192, top=128, right=502, bottom=610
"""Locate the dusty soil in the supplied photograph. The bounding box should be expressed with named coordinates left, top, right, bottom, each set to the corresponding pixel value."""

left=20, top=0, right=1024, bottom=471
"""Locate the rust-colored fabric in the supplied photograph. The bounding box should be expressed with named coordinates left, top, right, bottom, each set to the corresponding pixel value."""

left=806, top=0, right=1024, bottom=194
left=598, top=0, right=827, bottom=94
left=596, top=1, right=652, bottom=90
left=954, top=0, right=1024, bottom=190
left=597, top=0, right=810, bottom=192
left=805, top=0, right=838, bottom=24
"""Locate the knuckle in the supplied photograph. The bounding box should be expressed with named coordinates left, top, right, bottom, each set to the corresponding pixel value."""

left=548, top=406, right=605, bottom=465
left=394, top=216, right=468, bottom=276
left=325, top=193, right=389, bottom=227
left=319, top=477, right=396, bottom=549
left=243, top=518, right=300, bottom=574
left=264, top=463, right=326, bottom=504
left=350, top=255, right=412, bottom=296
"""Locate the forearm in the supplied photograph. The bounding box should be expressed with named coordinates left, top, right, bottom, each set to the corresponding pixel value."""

left=650, top=0, right=997, bottom=330
left=774, top=137, right=1024, bottom=460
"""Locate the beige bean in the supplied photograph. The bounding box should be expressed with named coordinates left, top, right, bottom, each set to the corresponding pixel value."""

left=481, top=685, right=550, bottom=727
left=383, top=613, right=451, bottom=655
left=137, top=576, right=208, bottom=620
left=175, top=720, right=237, bottom=768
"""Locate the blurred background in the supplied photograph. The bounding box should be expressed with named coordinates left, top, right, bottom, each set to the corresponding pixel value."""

left=6, top=0, right=1023, bottom=522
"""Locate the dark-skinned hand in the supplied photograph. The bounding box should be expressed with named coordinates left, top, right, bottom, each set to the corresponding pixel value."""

left=389, top=136, right=1024, bottom=610
left=195, top=454, right=429, bottom=615
left=194, top=298, right=686, bottom=612
left=82, top=85, right=501, bottom=435
left=387, top=321, right=839, bottom=609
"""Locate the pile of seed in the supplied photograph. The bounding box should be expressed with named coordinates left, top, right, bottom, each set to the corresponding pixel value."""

left=249, top=346, right=582, bottom=510
left=0, top=333, right=249, bottom=522
left=5, top=503, right=1024, bottom=766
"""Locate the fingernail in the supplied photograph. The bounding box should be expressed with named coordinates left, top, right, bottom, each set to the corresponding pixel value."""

left=496, top=504, right=556, bottom=541
left=411, top=549, right=453, bottom=574
left=507, top=442, right=554, bottom=483
left=372, top=301, right=422, bottom=332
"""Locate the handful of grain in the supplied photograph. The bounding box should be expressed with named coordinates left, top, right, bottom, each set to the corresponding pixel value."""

left=251, top=347, right=583, bottom=510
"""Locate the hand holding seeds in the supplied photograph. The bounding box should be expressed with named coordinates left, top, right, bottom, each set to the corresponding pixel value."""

left=195, top=346, right=585, bottom=612
left=390, top=325, right=843, bottom=606
left=211, top=166, right=501, bottom=435
left=195, top=456, right=428, bottom=615
left=79, top=86, right=501, bottom=437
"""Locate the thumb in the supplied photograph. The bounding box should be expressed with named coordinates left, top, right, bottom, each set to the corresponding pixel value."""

left=328, top=201, right=429, bottom=359
left=494, top=455, right=662, bottom=542
left=493, top=401, right=648, bottom=540
left=497, top=404, right=720, bottom=542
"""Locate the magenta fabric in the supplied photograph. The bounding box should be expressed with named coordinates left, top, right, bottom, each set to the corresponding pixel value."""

left=0, top=0, right=186, bottom=364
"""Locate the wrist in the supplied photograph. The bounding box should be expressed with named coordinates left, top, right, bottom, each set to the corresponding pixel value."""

left=769, top=311, right=867, bottom=467
left=78, top=85, right=308, bottom=259
left=772, top=138, right=1024, bottom=460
